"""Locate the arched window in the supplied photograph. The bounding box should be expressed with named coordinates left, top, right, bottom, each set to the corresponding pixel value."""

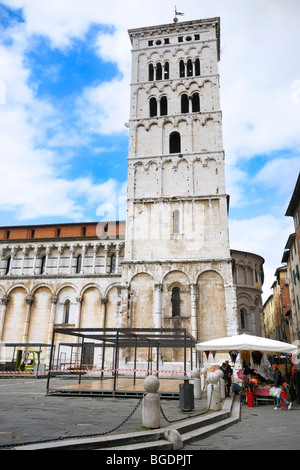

left=240, top=308, right=246, bottom=330
left=169, top=131, right=181, bottom=154
left=63, top=300, right=70, bottom=324
left=160, top=96, right=168, bottom=116
left=192, top=92, right=200, bottom=112
left=148, top=63, right=154, bottom=81
left=173, top=210, right=180, bottom=234
left=76, top=254, right=82, bottom=274
left=179, top=60, right=185, bottom=78
left=5, top=256, right=11, bottom=275
left=156, top=62, right=162, bottom=80
left=110, top=254, right=116, bottom=273
left=164, top=62, right=169, bottom=79
left=181, top=94, right=189, bottom=113
left=195, top=58, right=201, bottom=76
left=149, top=97, right=157, bottom=117
left=40, top=255, right=46, bottom=274
left=187, top=59, right=193, bottom=77
left=172, top=287, right=181, bottom=317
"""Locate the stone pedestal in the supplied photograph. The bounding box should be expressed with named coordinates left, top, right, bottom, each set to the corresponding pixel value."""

left=142, top=376, right=160, bottom=429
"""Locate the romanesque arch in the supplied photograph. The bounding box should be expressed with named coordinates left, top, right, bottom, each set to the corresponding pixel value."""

left=2, top=286, right=27, bottom=344
left=28, top=285, right=52, bottom=344
left=129, top=273, right=154, bottom=329
left=197, top=270, right=226, bottom=342
left=80, top=285, right=102, bottom=328
left=55, top=284, right=78, bottom=325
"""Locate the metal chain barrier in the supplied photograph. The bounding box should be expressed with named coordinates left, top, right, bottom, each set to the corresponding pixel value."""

left=0, top=368, right=191, bottom=375
left=0, top=393, right=146, bottom=450
left=160, top=384, right=214, bottom=423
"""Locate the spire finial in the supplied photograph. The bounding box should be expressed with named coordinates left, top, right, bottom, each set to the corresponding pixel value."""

left=173, top=5, right=185, bottom=22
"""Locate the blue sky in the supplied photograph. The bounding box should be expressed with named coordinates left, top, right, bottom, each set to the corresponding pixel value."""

left=0, top=0, right=299, bottom=299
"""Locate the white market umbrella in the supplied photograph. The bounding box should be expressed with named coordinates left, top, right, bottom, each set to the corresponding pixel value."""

left=196, top=333, right=298, bottom=354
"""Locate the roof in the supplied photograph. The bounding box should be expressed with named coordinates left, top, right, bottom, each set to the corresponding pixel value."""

left=286, top=172, right=300, bottom=216
left=128, top=17, right=221, bottom=60
left=52, top=327, right=197, bottom=349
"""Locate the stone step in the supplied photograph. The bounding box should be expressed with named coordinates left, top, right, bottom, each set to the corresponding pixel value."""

left=95, top=395, right=240, bottom=450
left=13, top=395, right=240, bottom=451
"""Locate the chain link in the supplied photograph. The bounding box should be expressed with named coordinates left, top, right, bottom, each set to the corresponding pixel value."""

left=0, top=393, right=146, bottom=449
left=2, top=385, right=218, bottom=449
left=160, top=385, right=214, bottom=423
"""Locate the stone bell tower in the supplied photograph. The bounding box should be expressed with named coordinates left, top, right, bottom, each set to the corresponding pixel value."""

left=122, top=17, right=238, bottom=344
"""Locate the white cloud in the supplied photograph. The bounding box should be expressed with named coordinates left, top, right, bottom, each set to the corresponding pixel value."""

left=229, top=215, right=294, bottom=302
left=0, top=0, right=299, bottom=294
left=254, top=157, right=300, bottom=197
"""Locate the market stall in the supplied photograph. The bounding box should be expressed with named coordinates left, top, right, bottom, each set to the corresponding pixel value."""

left=196, top=334, right=299, bottom=406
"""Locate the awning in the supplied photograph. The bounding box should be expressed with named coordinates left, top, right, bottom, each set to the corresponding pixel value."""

left=196, top=333, right=298, bottom=354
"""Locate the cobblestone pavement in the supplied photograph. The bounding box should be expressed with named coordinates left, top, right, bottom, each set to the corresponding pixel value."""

left=0, top=377, right=208, bottom=448
left=184, top=397, right=300, bottom=451
left=1, top=377, right=300, bottom=451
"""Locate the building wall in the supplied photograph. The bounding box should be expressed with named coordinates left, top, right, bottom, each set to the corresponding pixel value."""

left=0, top=226, right=125, bottom=366
left=231, top=250, right=265, bottom=336
left=124, top=17, right=239, bottom=354
left=0, top=18, right=266, bottom=369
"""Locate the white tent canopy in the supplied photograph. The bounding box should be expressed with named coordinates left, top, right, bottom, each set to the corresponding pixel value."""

left=196, top=334, right=298, bottom=354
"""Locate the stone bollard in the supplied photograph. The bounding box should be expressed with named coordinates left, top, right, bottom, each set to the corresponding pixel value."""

left=191, top=369, right=202, bottom=399
left=219, top=378, right=226, bottom=399
left=142, top=375, right=160, bottom=429
left=201, top=367, right=208, bottom=391
left=215, top=369, right=225, bottom=400
left=206, top=372, right=221, bottom=411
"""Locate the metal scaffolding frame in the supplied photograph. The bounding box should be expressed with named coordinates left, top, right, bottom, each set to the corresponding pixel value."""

left=46, top=327, right=197, bottom=397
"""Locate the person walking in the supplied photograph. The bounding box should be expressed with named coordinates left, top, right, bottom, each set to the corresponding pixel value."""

left=221, top=361, right=233, bottom=397
left=272, top=364, right=292, bottom=410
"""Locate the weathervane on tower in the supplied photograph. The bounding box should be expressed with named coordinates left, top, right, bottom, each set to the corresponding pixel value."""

left=173, top=6, right=185, bottom=22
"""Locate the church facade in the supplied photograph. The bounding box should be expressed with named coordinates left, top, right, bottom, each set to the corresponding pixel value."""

left=0, top=17, right=265, bottom=369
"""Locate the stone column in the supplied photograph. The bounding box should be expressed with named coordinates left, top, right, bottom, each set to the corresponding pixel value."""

left=75, top=296, right=83, bottom=363
left=190, top=283, right=198, bottom=365
left=69, top=247, right=74, bottom=274
left=0, top=296, right=10, bottom=341
left=20, top=247, right=27, bottom=276
left=46, top=295, right=58, bottom=366
left=56, top=247, right=62, bottom=273
left=104, top=246, right=108, bottom=274
left=115, top=245, right=120, bottom=273
left=153, top=284, right=162, bottom=329
left=8, top=248, right=15, bottom=276
left=190, top=284, right=197, bottom=339
left=92, top=246, right=97, bottom=273
left=32, top=248, right=38, bottom=275
left=80, top=246, right=86, bottom=274
left=0, top=249, right=3, bottom=275
left=116, top=287, right=122, bottom=329
left=75, top=296, right=83, bottom=329
left=22, top=295, right=34, bottom=344
left=43, top=247, right=50, bottom=275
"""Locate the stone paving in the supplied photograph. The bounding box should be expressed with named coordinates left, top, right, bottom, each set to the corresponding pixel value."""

left=1, top=377, right=300, bottom=450
left=0, top=377, right=209, bottom=449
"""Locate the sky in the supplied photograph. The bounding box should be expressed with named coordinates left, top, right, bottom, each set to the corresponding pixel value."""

left=0, top=0, right=299, bottom=301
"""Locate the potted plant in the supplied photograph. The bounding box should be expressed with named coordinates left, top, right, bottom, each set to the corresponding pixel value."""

left=244, top=376, right=257, bottom=407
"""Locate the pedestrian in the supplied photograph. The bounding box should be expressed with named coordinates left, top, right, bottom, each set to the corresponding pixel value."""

left=272, top=364, right=292, bottom=410
left=225, top=360, right=233, bottom=397
left=221, top=361, right=232, bottom=397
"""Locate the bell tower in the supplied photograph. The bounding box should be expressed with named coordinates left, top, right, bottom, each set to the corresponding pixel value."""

left=123, top=17, right=238, bottom=342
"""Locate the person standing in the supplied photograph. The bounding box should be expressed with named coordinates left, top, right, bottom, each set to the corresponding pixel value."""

left=221, top=361, right=233, bottom=397
left=272, top=364, right=292, bottom=410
